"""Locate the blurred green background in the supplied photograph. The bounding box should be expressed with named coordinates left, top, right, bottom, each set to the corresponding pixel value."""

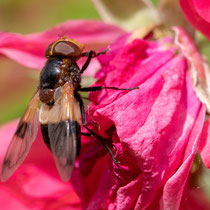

left=0, top=0, right=100, bottom=125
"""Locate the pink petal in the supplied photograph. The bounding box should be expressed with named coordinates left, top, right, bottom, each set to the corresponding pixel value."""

left=180, top=187, right=210, bottom=209
left=90, top=38, right=176, bottom=105
left=199, top=119, right=210, bottom=168
left=180, top=184, right=210, bottom=210
left=161, top=105, right=205, bottom=209
left=0, top=20, right=125, bottom=73
left=179, top=0, right=210, bottom=39
left=0, top=120, right=81, bottom=209
left=192, top=0, right=210, bottom=23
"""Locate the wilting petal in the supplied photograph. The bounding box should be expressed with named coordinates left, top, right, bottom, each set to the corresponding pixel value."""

left=0, top=20, right=125, bottom=74
left=0, top=120, right=81, bottom=209
left=179, top=0, right=210, bottom=39
left=173, top=27, right=210, bottom=113
left=199, top=119, right=210, bottom=168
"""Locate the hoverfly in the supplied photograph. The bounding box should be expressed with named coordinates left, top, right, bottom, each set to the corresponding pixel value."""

left=1, top=37, right=138, bottom=182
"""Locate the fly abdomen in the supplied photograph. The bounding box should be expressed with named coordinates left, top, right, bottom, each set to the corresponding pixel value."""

left=40, top=121, right=81, bottom=156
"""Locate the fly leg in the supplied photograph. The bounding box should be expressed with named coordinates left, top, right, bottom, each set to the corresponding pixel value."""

left=79, top=86, right=139, bottom=92
left=80, top=49, right=109, bottom=74
left=81, top=132, right=92, bottom=136
left=75, top=93, right=118, bottom=165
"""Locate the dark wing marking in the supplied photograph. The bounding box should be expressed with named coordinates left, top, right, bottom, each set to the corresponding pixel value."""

left=44, top=82, right=80, bottom=182
left=1, top=90, right=40, bottom=182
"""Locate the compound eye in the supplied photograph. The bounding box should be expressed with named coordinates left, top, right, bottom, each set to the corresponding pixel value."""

left=45, top=43, right=53, bottom=57
left=53, top=41, right=81, bottom=57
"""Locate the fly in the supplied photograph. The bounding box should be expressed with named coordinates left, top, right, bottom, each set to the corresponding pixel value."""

left=1, top=37, right=138, bottom=182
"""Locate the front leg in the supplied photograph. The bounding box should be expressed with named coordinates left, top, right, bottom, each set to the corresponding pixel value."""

left=80, top=48, right=109, bottom=74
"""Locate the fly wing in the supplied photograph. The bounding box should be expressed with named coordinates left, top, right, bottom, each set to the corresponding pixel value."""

left=39, top=82, right=81, bottom=182
left=1, top=90, right=40, bottom=182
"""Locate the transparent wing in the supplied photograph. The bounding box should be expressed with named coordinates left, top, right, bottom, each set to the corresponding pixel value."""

left=1, top=90, right=40, bottom=182
left=41, top=82, right=80, bottom=182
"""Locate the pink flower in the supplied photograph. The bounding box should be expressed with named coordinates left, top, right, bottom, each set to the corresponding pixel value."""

left=179, top=0, right=210, bottom=39
left=70, top=30, right=209, bottom=209
left=0, top=18, right=209, bottom=210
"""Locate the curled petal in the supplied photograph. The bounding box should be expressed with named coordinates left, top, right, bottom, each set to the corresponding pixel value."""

left=173, top=26, right=210, bottom=113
